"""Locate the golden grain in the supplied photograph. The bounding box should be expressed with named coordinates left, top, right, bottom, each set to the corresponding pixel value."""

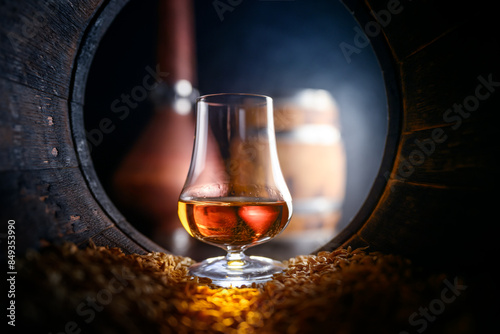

left=15, top=243, right=474, bottom=334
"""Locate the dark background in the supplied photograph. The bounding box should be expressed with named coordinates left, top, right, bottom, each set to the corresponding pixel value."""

left=84, top=0, right=388, bottom=245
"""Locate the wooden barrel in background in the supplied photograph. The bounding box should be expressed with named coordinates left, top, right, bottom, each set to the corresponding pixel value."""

left=0, top=0, right=498, bottom=270
left=271, top=89, right=346, bottom=254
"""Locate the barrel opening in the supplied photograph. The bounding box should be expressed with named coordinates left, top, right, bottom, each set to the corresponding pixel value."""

left=81, top=0, right=390, bottom=259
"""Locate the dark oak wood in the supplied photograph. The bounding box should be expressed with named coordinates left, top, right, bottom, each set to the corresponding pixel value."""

left=0, top=0, right=102, bottom=98
left=84, top=226, right=152, bottom=254
left=363, top=0, right=493, bottom=62
left=396, top=124, right=496, bottom=187
left=400, top=19, right=500, bottom=133
left=356, top=180, right=492, bottom=262
left=0, top=78, right=78, bottom=172
left=321, top=0, right=499, bottom=268
left=0, top=168, right=114, bottom=251
left=0, top=0, right=166, bottom=256
left=69, top=0, right=167, bottom=253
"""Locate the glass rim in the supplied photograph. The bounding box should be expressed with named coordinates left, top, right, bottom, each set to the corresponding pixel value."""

left=196, top=93, right=272, bottom=106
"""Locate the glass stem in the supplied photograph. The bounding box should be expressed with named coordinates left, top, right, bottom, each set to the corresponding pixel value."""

left=225, top=247, right=247, bottom=268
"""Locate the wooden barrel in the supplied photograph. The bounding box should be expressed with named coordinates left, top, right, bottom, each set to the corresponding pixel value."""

left=0, top=0, right=497, bottom=269
left=0, top=0, right=163, bottom=255
left=271, top=89, right=346, bottom=253
left=321, top=0, right=499, bottom=269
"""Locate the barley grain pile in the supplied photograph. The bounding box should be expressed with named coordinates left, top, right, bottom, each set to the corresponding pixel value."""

left=16, top=243, right=476, bottom=333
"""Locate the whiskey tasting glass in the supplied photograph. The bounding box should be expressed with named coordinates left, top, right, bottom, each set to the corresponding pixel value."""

left=178, top=93, right=293, bottom=287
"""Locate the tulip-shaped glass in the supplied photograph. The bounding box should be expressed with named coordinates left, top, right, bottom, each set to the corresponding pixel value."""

left=178, top=93, right=293, bottom=287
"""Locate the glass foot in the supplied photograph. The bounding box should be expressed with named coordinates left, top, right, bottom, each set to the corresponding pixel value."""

left=189, top=253, right=285, bottom=288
